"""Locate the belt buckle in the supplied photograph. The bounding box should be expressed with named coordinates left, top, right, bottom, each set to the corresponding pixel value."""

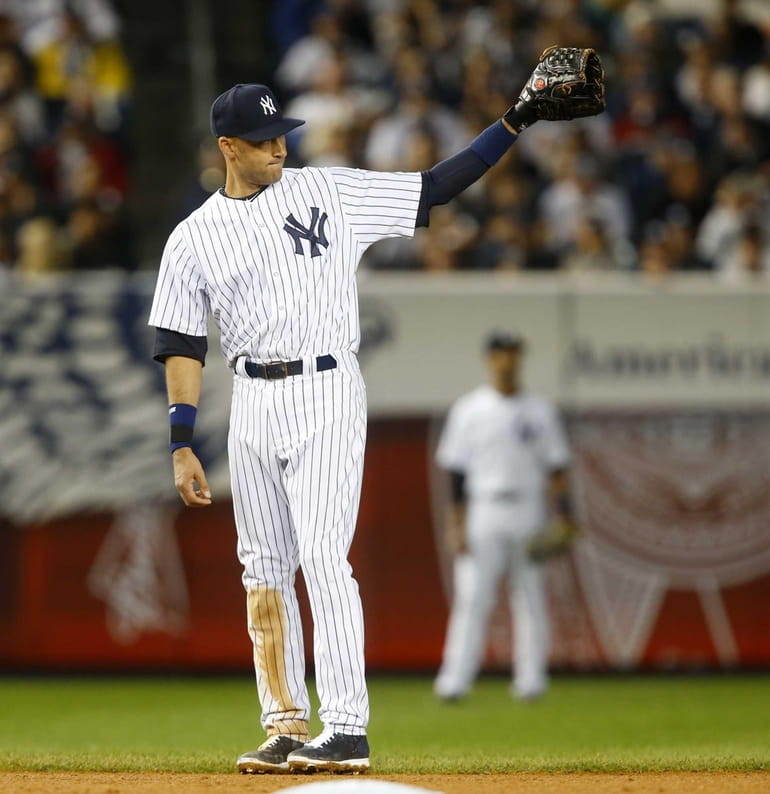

left=264, top=361, right=288, bottom=379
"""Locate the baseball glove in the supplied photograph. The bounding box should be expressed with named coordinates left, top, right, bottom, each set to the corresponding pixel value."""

left=504, top=46, right=606, bottom=131
left=527, top=517, right=579, bottom=563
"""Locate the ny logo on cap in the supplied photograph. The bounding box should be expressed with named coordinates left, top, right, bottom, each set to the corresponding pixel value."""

left=260, top=94, right=277, bottom=115
left=284, top=207, right=329, bottom=258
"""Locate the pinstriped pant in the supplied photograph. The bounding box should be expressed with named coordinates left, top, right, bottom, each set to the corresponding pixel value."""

left=228, top=351, right=368, bottom=738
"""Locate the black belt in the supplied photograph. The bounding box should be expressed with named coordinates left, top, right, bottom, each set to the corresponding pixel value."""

left=489, top=490, right=521, bottom=501
left=244, top=354, right=337, bottom=380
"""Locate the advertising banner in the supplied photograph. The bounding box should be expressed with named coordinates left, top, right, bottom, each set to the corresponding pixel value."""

left=1, top=273, right=769, bottom=671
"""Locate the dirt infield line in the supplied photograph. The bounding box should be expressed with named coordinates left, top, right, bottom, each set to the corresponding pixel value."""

left=2, top=771, right=769, bottom=793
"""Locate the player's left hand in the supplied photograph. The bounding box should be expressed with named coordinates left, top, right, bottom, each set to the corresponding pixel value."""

left=527, top=516, right=579, bottom=562
left=504, top=46, right=605, bottom=132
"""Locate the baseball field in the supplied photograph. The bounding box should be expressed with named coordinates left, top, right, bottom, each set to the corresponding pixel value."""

left=1, top=674, right=768, bottom=793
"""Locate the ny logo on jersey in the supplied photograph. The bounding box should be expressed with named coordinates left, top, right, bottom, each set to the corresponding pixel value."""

left=517, top=421, right=537, bottom=444
left=260, top=95, right=277, bottom=115
left=284, top=207, right=329, bottom=257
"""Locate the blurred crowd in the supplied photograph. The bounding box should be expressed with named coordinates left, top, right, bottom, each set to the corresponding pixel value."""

left=0, top=0, right=132, bottom=278
left=265, top=0, right=770, bottom=280
left=3, top=0, right=770, bottom=281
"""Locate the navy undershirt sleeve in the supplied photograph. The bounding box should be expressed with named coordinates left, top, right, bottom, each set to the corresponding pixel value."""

left=153, top=327, right=208, bottom=366
left=449, top=470, right=466, bottom=503
left=416, top=149, right=488, bottom=227
left=416, top=120, right=517, bottom=228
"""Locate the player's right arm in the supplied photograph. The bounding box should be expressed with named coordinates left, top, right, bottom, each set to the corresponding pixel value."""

left=436, top=399, right=473, bottom=556
left=165, top=355, right=212, bottom=508
left=445, top=471, right=467, bottom=556
left=148, top=224, right=212, bottom=507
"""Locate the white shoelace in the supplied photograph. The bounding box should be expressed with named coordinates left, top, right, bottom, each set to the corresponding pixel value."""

left=258, top=734, right=291, bottom=750
left=305, top=726, right=337, bottom=748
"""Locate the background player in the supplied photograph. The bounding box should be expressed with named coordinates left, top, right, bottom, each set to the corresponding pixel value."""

left=434, top=331, right=576, bottom=702
left=148, top=50, right=603, bottom=774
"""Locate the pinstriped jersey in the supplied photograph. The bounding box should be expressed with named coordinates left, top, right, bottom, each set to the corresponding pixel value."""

left=148, top=167, right=422, bottom=365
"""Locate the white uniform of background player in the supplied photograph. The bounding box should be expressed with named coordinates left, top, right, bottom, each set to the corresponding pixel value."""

left=434, top=332, right=572, bottom=701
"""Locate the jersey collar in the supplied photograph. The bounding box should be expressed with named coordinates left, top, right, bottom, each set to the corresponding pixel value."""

left=218, top=186, right=266, bottom=202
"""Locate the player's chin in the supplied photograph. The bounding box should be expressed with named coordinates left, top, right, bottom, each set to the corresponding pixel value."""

left=266, top=163, right=284, bottom=182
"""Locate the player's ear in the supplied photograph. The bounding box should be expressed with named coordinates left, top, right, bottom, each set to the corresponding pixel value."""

left=217, top=136, right=236, bottom=160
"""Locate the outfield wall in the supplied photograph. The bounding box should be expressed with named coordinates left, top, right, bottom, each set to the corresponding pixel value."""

left=1, top=272, right=769, bottom=671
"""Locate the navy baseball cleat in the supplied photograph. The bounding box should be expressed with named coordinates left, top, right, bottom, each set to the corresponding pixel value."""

left=237, top=735, right=306, bottom=774
left=287, top=729, right=370, bottom=773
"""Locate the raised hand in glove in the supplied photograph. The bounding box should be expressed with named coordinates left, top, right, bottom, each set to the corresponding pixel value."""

left=504, top=46, right=606, bottom=132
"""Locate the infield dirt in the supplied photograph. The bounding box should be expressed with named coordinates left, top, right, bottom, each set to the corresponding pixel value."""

left=1, top=772, right=769, bottom=793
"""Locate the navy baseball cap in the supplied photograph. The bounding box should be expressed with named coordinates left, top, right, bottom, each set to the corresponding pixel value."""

left=210, top=83, right=305, bottom=142
left=485, top=330, right=525, bottom=352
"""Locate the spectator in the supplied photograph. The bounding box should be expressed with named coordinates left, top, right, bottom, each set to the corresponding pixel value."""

left=62, top=197, right=130, bottom=270
left=0, top=46, right=46, bottom=145
left=709, top=0, right=766, bottom=70
left=515, top=114, right=614, bottom=183
left=696, top=171, right=767, bottom=268
left=638, top=221, right=676, bottom=280
left=466, top=167, right=535, bottom=270
left=461, top=0, right=520, bottom=69
left=418, top=206, right=478, bottom=273
left=0, top=227, right=12, bottom=270
left=708, top=113, right=767, bottom=179
left=275, top=11, right=345, bottom=96
left=714, top=221, right=770, bottom=283
left=634, top=139, right=710, bottom=245
left=675, top=33, right=717, bottom=123
left=0, top=0, right=133, bottom=273
left=35, top=117, right=127, bottom=209
left=15, top=215, right=61, bottom=276
left=284, top=52, right=382, bottom=165
left=173, top=137, right=227, bottom=222
left=470, top=213, right=528, bottom=271
left=662, top=204, right=704, bottom=271
left=538, top=154, right=631, bottom=256
left=9, top=0, right=122, bottom=56
left=562, top=215, right=635, bottom=273
left=742, top=50, right=770, bottom=124
left=363, top=48, right=469, bottom=171
left=32, top=8, right=131, bottom=137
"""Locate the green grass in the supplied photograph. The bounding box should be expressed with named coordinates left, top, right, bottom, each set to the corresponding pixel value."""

left=0, top=675, right=768, bottom=773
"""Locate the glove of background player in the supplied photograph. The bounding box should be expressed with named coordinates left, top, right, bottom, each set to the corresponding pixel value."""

left=504, top=46, right=606, bottom=132
left=527, top=517, right=579, bottom=563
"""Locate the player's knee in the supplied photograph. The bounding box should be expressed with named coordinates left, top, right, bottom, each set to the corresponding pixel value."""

left=242, top=562, right=296, bottom=591
left=298, top=546, right=352, bottom=591
left=466, top=587, right=497, bottom=614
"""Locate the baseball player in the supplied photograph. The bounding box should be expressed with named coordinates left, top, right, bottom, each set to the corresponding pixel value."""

left=147, top=49, right=603, bottom=774
left=433, top=332, right=576, bottom=702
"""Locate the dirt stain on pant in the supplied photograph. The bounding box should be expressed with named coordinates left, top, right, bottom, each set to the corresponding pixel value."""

left=247, top=586, right=308, bottom=740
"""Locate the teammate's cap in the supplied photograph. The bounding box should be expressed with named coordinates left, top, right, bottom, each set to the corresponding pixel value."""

left=210, top=84, right=305, bottom=142
left=485, top=330, right=525, bottom=352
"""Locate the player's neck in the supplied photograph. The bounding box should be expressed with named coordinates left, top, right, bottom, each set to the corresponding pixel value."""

left=224, top=171, right=268, bottom=199
left=492, top=378, right=519, bottom=396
